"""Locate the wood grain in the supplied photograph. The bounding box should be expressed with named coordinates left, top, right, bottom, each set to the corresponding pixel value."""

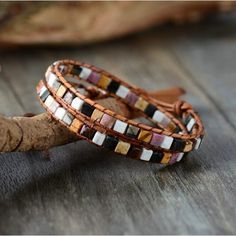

left=0, top=14, right=235, bottom=234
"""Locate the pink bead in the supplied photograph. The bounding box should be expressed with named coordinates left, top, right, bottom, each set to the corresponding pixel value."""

left=87, top=72, right=100, bottom=84
left=125, top=91, right=138, bottom=105
left=100, top=114, right=115, bottom=128
left=169, top=153, right=179, bottom=165
left=150, top=133, right=164, bottom=147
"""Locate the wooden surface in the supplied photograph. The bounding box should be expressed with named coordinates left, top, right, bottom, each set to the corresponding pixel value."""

left=0, top=13, right=236, bottom=234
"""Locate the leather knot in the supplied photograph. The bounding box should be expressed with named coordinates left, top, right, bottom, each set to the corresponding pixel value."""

left=173, top=100, right=192, bottom=116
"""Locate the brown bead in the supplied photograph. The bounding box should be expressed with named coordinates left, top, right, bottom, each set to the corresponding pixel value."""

left=138, top=130, right=152, bottom=143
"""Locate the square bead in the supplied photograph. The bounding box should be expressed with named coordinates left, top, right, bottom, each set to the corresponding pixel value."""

left=183, top=140, right=193, bottom=152
left=138, top=130, right=152, bottom=143
left=144, top=104, right=157, bottom=117
left=71, top=97, right=84, bottom=110
left=113, top=120, right=128, bottom=134
left=39, top=86, right=50, bottom=102
left=128, top=146, right=142, bottom=159
left=160, top=136, right=173, bottom=149
left=54, top=107, right=67, bottom=120
left=63, top=112, right=74, bottom=126
left=169, top=153, right=179, bottom=165
left=150, top=133, right=164, bottom=147
left=44, top=95, right=54, bottom=108
left=63, top=91, right=74, bottom=105
left=98, top=75, right=111, bottom=89
left=116, top=85, right=130, bottom=99
left=161, top=116, right=171, bottom=128
left=71, top=65, right=82, bottom=75
left=187, top=118, right=195, bottom=131
left=45, top=71, right=55, bottom=82
left=80, top=67, right=92, bottom=80
left=176, top=152, right=184, bottom=162
left=134, top=97, right=149, bottom=111
left=48, top=100, right=59, bottom=113
left=100, top=114, right=115, bottom=128
left=81, top=103, right=95, bottom=117
left=161, top=153, right=171, bottom=164
left=70, top=119, right=83, bottom=133
left=91, top=109, right=104, bottom=122
left=167, top=122, right=177, bottom=132
left=125, top=91, right=139, bottom=106
left=140, top=148, right=153, bottom=161
left=150, top=151, right=164, bottom=163
left=107, top=80, right=120, bottom=93
left=92, top=131, right=106, bottom=146
left=103, top=135, right=119, bottom=150
left=47, top=73, right=59, bottom=89
left=87, top=71, right=100, bottom=84
left=194, top=138, right=202, bottom=150
left=170, top=138, right=185, bottom=151
left=152, top=110, right=165, bottom=123
left=115, top=141, right=131, bottom=155
left=80, top=125, right=95, bottom=139
left=56, top=85, right=67, bottom=97
left=126, top=125, right=139, bottom=138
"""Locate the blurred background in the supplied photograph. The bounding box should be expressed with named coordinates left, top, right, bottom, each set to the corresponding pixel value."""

left=0, top=1, right=236, bottom=46
left=0, top=1, right=236, bottom=235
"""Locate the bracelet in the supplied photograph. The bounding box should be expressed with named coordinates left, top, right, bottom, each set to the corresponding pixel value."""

left=36, top=60, right=204, bottom=164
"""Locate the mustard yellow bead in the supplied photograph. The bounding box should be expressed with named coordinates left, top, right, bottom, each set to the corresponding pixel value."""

left=115, top=141, right=131, bottom=155
left=98, top=75, right=111, bottom=89
left=134, top=97, right=149, bottom=111
left=138, top=130, right=152, bottom=143
left=161, top=153, right=171, bottom=164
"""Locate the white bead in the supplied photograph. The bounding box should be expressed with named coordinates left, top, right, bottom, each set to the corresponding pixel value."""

left=54, top=107, right=67, bottom=120
left=140, top=148, right=153, bottom=161
left=194, top=138, right=202, bottom=150
left=153, top=110, right=165, bottom=123
left=39, top=85, right=47, bottom=97
left=177, top=153, right=184, bottom=162
left=71, top=97, right=84, bottom=110
left=160, top=136, right=173, bottom=149
left=47, top=73, right=57, bottom=86
left=187, top=118, right=195, bottom=131
left=92, top=131, right=106, bottom=146
left=116, top=85, right=130, bottom=99
left=44, top=95, right=54, bottom=107
left=113, top=120, right=128, bottom=134
left=48, top=100, right=59, bottom=113
left=80, top=67, right=92, bottom=80
left=63, top=112, right=74, bottom=125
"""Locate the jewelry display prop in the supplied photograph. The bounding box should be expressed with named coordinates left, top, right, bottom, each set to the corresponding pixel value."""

left=36, top=60, right=204, bottom=165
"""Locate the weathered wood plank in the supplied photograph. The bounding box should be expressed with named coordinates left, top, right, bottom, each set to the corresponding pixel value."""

left=0, top=68, right=24, bottom=116
left=0, top=15, right=235, bottom=234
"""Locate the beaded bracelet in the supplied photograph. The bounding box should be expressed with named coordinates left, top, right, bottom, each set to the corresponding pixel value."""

left=36, top=60, right=204, bottom=165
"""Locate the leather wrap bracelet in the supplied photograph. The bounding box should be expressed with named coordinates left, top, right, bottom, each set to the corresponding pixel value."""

left=36, top=60, right=204, bottom=165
